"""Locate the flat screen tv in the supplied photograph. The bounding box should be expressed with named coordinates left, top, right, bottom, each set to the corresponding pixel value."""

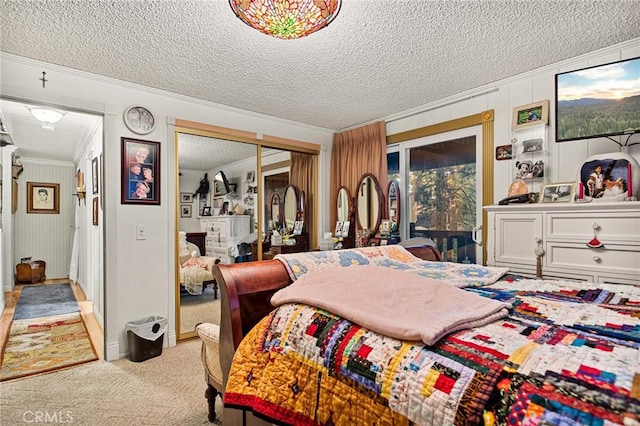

left=213, top=170, right=231, bottom=196
left=555, top=56, right=640, bottom=143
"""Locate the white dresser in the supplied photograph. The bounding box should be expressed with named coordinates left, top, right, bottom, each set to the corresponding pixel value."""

left=485, top=202, right=640, bottom=285
left=200, top=215, right=251, bottom=264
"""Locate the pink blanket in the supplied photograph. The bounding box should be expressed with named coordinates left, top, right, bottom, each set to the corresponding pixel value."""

left=270, top=265, right=511, bottom=345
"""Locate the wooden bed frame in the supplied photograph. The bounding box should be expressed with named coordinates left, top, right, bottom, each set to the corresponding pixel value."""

left=210, top=245, right=440, bottom=424
left=211, top=245, right=442, bottom=392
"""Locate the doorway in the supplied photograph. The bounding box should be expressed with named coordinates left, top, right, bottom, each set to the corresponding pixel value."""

left=0, top=97, right=105, bottom=359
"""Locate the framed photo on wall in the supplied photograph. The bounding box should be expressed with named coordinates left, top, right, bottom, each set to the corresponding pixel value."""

left=180, top=192, right=193, bottom=203
left=181, top=204, right=192, bottom=218
left=27, top=182, right=60, bottom=214
left=512, top=100, right=549, bottom=130
left=93, top=197, right=99, bottom=225
left=495, top=144, right=512, bottom=160
left=92, top=157, right=99, bottom=194
left=121, top=137, right=160, bottom=205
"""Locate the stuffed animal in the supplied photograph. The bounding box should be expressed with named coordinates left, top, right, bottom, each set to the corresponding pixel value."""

left=515, top=160, right=533, bottom=179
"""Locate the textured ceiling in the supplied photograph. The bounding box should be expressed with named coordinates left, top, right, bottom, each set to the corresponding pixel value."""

left=1, top=1, right=639, bottom=166
left=2, top=0, right=640, bottom=133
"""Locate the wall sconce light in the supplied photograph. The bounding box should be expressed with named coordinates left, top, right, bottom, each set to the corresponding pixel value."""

left=28, top=107, right=66, bottom=131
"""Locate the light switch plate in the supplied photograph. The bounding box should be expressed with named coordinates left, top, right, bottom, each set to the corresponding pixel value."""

left=136, top=225, right=146, bottom=240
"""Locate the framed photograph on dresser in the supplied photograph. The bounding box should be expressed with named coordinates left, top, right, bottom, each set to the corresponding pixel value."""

left=540, top=182, right=574, bottom=203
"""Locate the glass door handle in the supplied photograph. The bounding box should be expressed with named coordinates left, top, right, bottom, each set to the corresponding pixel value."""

left=472, top=225, right=482, bottom=246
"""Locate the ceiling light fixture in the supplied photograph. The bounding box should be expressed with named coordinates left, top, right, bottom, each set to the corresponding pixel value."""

left=28, top=107, right=66, bottom=131
left=229, top=0, right=341, bottom=40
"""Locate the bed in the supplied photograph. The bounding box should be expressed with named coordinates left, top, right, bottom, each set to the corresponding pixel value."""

left=212, top=245, right=640, bottom=425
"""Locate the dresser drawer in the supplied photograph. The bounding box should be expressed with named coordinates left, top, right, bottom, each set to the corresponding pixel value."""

left=546, top=242, right=640, bottom=277
left=206, top=233, right=228, bottom=244
left=546, top=211, right=640, bottom=244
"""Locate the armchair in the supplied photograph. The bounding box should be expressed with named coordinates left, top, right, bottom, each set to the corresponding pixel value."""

left=196, top=323, right=223, bottom=423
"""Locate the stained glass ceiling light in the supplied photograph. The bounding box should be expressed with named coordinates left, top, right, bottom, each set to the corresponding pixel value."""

left=229, top=0, right=342, bottom=40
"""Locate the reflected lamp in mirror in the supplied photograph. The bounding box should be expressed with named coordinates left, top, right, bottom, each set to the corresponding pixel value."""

left=270, top=193, right=281, bottom=230
left=356, top=174, right=382, bottom=234
left=283, top=184, right=298, bottom=234
left=336, top=186, right=351, bottom=222
left=387, top=180, right=401, bottom=233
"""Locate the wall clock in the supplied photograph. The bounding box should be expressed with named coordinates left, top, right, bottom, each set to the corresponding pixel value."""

left=123, top=105, right=156, bottom=135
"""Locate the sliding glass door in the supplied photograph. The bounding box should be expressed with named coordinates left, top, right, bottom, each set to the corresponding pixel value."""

left=388, top=127, right=483, bottom=264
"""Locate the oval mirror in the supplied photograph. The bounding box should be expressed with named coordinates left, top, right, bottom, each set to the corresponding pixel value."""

left=356, top=174, right=382, bottom=234
left=387, top=180, right=400, bottom=232
left=336, top=186, right=351, bottom=222
left=270, top=193, right=281, bottom=230
left=283, top=184, right=298, bottom=233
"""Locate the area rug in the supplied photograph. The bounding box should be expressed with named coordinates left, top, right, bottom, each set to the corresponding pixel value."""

left=13, top=283, right=79, bottom=320
left=1, top=312, right=98, bottom=381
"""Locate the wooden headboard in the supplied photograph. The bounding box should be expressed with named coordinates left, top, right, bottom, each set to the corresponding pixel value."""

left=185, top=231, right=207, bottom=256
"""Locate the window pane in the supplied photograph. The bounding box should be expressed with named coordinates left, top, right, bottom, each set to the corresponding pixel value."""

left=408, top=137, right=476, bottom=264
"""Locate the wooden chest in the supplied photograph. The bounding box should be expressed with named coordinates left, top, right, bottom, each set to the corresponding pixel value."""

left=16, top=261, right=47, bottom=284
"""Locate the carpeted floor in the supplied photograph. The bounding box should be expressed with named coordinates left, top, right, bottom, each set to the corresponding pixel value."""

left=13, top=282, right=79, bottom=320
left=0, top=338, right=220, bottom=425
left=180, top=286, right=221, bottom=335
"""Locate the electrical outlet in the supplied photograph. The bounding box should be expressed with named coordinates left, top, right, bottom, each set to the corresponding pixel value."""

left=136, top=225, right=146, bottom=240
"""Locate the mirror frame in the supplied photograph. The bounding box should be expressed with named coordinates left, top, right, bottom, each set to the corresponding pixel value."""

left=387, top=180, right=400, bottom=231
left=356, top=173, right=383, bottom=235
left=282, top=184, right=298, bottom=234
left=270, top=192, right=281, bottom=229
left=173, top=119, right=322, bottom=341
left=336, top=186, right=351, bottom=223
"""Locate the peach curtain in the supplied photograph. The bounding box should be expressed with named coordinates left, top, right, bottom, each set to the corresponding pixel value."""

left=290, top=152, right=314, bottom=235
left=330, top=121, right=388, bottom=227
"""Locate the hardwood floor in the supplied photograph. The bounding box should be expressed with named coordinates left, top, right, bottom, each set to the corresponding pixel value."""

left=0, top=278, right=104, bottom=361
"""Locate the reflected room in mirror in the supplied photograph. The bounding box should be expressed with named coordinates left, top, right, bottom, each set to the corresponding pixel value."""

left=356, top=173, right=382, bottom=244
left=336, top=186, right=355, bottom=248
left=387, top=180, right=401, bottom=243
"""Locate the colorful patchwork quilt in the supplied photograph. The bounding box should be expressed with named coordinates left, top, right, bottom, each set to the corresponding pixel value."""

left=224, top=249, right=640, bottom=425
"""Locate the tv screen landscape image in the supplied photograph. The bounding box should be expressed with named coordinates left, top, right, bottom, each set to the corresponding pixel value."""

left=555, top=56, right=640, bottom=142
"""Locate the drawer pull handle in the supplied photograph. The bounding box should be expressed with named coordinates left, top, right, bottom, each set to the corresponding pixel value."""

left=592, top=256, right=601, bottom=262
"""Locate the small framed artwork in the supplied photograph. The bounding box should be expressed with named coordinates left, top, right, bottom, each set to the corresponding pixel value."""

left=202, top=206, right=212, bottom=216
left=27, top=182, right=60, bottom=214
left=123, top=105, right=156, bottom=135
left=380, top=219, right=391, bottom=235
left=245, top=170, right=255, bottom=183
left=495, top=144, right=512, bottom=161
left=335, top=221, right=344, bottom=236
left=180, top=192, right=193, bottom=203
left=92, top=197, right=99, bottom=226
left=341, top=221, right=350, bottom=238
left=293, top=220, right=303, bottom=236
left=540, top=182, right=574, bottom=203
left=512, top=100, right=549, bottom=130
left=181, top=204, right=192, bottom=218
left=522, top=137, right=543, bottom=153
left=229, top=183, right=238, bottom=194
left=515, top=160, right=544, bottom=180
left=92, top=157, right=99, bottom=194
left=121, top=137, right=160, bottom=205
